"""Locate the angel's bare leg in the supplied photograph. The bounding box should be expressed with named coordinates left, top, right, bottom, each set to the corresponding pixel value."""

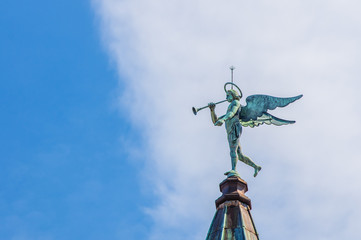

left=237, top=146, right=262, bottom=177
left=228, top=139, right=238, bottom=172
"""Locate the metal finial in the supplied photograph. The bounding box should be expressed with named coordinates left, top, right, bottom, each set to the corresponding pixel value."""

left=229, top=66, right=235, bottom=89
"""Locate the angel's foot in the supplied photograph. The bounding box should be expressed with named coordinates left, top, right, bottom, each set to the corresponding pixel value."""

left=224, top=170, right=240, bottom=178
left=253, top=166, right=262, bottom=177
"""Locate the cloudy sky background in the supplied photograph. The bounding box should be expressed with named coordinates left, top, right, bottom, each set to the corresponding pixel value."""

left=1, top=0, right=361, bottom=239
left=93, top=0, right=361, bottom=239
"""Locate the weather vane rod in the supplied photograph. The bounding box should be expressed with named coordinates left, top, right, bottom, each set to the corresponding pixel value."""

left=230, top=66, right=235, bottom=89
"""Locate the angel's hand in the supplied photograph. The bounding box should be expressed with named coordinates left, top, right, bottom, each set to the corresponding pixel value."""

left=208, top=102, right=216, bottom=110
left=215, top=119, right=224, bottom=126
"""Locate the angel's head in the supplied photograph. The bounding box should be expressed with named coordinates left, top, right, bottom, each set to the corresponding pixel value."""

left=226, top=89, right=241, bottom=102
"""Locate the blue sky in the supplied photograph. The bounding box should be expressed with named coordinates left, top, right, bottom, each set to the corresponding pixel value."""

left=0, top=0, right=151, bottom=239
left=2, top=0, right=361, bottom=240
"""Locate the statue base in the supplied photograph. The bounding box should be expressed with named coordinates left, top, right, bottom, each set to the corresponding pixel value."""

left=216, top=175, right=251, bottom=208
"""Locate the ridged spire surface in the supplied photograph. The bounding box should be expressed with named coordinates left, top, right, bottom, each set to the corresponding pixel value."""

left=206, top=176, right=259, bottom=240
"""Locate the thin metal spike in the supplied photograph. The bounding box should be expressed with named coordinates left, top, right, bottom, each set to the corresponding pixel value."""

left=230, top=66, right=235, bottom=89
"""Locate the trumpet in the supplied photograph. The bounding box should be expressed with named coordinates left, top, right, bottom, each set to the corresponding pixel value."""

left=192, top=99, right=227, bottom=115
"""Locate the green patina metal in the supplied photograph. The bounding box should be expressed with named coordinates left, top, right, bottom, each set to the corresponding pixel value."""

left=193, top=81, right=302, bottom=178
left=206, top=201, right=259, bottom=240
left=206, top=176, right=259, bottom=240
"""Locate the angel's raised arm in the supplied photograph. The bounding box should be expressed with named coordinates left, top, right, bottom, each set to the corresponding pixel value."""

left=222, top=100, right=240, bottom=121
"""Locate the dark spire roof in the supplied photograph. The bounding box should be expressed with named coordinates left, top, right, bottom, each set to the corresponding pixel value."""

left=206, top=176, right=259, bottom=240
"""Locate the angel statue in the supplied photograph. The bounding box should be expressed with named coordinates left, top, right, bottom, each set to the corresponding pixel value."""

left=207, top=82, right=302, bottom=178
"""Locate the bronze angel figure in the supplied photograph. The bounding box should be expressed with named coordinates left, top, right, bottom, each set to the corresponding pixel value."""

left=207, top=82, right=302, bottom=178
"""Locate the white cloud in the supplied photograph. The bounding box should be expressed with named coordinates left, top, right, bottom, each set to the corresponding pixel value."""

left=93, top=0, right=361, bottom=239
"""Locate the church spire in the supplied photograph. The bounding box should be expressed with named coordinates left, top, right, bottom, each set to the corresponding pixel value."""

left=206, top=176, right=259, bottom=240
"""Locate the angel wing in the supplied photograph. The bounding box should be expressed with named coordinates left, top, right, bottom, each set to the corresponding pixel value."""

left=239, top=94, right=302, bottom=128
